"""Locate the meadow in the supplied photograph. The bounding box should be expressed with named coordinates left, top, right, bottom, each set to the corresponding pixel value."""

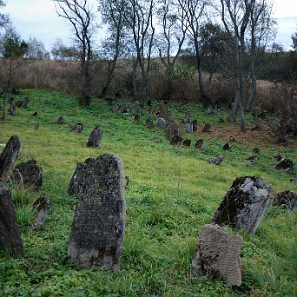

left=1, top=88, right=297, bottom=296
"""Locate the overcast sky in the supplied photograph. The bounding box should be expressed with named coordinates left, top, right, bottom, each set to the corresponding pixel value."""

left=2, top=0, right=297, bottom=52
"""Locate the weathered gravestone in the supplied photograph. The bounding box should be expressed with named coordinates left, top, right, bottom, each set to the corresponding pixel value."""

left=186, top=121, right=194, bottom=133
left=212, top=176, right=274, bottom=234
left=0, top=183, right=23, bottom=256
left=0, top=136, right=20, bottom=184
left=11, top=159, right=43, bottom=191
left=273, top=190, right=297, bottom=210
left=156, top=117, right=166, bottom=128
left=20, top=97, right=30, bottom=108
left=207, top=155, right=224, bottom=165
left=9, top=102, right=16, bottom=116
left=86, top=127, right=103, bottom=147
left=274, top=159, right=294, bottom=172
left=67, top=154, right=126, bottom=270
left=192, top=224, right=243, bottom=286
left=32, top=195, right=53, bottom=231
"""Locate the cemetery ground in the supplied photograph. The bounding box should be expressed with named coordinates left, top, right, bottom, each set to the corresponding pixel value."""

left=1, top=88, right=297, bottom=296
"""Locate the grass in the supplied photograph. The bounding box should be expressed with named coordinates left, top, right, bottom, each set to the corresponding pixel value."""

left=1, top=89, right=297, bottom=296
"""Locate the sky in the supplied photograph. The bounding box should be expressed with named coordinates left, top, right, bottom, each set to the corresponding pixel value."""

left=1, top=0, right=297, bottom=52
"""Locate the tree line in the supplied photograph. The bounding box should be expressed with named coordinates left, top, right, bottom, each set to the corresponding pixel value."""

left=1, top=0, right=297, bottom=130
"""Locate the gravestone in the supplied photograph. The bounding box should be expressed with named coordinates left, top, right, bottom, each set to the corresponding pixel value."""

left=186, top=121, right=194, bottom=133
left=67, top=154, right=126, bottom=270
left=122, top=102, right=132, bottom=114
left=15, top=100, right=23, bottom=108
left=32, top=195, right=53, bottom=231
left=192, top=119, right=197, bottom=132
left=55, top=116, right=64, bottom=125
left=86, top=127, right=103, bottom=147
left=245, top=155, right=258, bottom=164
left=11, top=159, right=43, bottom=191
left=202, top=123, right=211, bottom=133
left=112, top=103, right=121, bottom=113
left=211, top=176, right=274, bottom=234
left=183, top=113, right=190, bottom=123
left=222, top=143, right=231, bottom=151
left=194, top=139, right=204, bottom=149
left=274, top=159, right=294, bottom=172
left=20, top=97, right=30, bottom=108
left=192, top=224, right=243, bottom=286
left=207, top=155, right=224, bottom=165
left=9, top=102, right=16, bottom=116
left=273, top=191, right=297, bottom=210
left=145, top=118, right=154, bottom=129
left=272, top=153, right=285, bottom=162
left=182, top=139, right=191, bottom=147
left=0, top=136, right=20, bottom=184
left=135, top=101, right=140, bottom=113
left=0, top=183, right=23, bottom=256
left=69, top=123, right=84, bottom=133
left=159, top=104, right=170, bottom=121
left=156, top=117, right=166, bottom=128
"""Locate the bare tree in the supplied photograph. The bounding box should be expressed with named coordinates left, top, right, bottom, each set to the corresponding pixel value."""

left=54, top=0, right=95, bottom=106
left=220, top=0, right=253, bottom=131
left=25, top=37, right=50, bottom=60
left=177, top=0, right=208, bottom=102
left=122, top=0, right=155, bottom=106
left=157, top=0, right=188, bottom=101
left=97, top=0, right=126, bottom=98
left=245, top=0, right=276, bottom=111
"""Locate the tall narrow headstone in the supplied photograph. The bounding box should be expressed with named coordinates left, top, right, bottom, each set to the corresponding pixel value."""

left=0, top=183, right=23, bottom=256
left=0, top=136, right=20, bottom=184
left=212, top=176, right=274, bottom=234
left=67, top=154, right=126, bottom=270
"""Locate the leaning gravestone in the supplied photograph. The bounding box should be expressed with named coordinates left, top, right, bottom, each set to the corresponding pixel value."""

left=192, top=224, right=243, bottom=286
left=0, top=183, right=23, bottom=256
left=86, top=127, right=103, bottom=147
left=67, top=154, right=126, bottom=270
left=0, top=135, right=20, bottom=184
left=212, top=176, right=274, bottom=234
left=11, top=159, right=43, bottom=191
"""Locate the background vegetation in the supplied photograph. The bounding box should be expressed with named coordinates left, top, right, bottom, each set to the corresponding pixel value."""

left=1, top=88, right=297, bottom=296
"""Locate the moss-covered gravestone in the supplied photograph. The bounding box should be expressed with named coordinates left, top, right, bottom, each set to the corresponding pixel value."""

left=67, top=154, right=126, bottom=270
left=212, top=176, right=274, bottom=234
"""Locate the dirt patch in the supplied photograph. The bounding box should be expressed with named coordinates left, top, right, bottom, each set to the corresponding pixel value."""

left=195, top=122, right=273, bottom=148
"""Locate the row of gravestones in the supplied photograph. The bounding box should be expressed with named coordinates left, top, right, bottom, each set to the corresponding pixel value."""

left=1, top=136, right=297, bottom=286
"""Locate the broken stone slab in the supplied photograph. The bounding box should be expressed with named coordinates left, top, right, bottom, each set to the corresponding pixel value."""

left=69, top=123, right=84, bottom=133
left=86, top=127, right=103, bottom=147
left=212, top=176, right=274, bottom=234
left=0, top=136, right=20, bottom=184
left=0, top=183, right=24, bottom=256
left=67, top=154, right=126, bottom=271
left=32, top=195, right=53, bottom=231
left=273, top=190, right=297, bottom=210
left=11, top=159, right=43, bottom=191
left=192, top=224, right=243, bottom=286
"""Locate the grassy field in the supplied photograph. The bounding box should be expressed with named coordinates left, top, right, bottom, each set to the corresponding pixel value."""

left=1, top=89, right=297, bottom=296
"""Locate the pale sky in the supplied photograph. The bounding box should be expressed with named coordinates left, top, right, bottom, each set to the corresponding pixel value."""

left=2, top=0, right=297, bottom=52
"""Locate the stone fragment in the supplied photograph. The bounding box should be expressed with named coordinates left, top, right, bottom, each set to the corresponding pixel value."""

left=69, top=123, right=84, bottom=133
left=222, top=143, right=231, bottom=151
left=0, top=183, right=23, bottom=255
left=145, top=118, right=154, bottom=129
left=192, top=224, right=243, bottom=286
left=202, top=123, right=211, bottom=133
left=245, top=155, right=258, bottom=164
left=194, top=139, right=204, bottom=149
left=212, top=176, right=274, bottom=234
left=67, top=154, right=126, bottom=270
left=0, top=136, right=20, bottom=184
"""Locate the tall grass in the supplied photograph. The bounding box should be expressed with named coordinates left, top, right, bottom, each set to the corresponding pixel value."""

left=0, top=89, right=297, bottom=296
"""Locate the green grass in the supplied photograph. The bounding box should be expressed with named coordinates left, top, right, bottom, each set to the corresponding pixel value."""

left=1, top=89, right=297, bottom=296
